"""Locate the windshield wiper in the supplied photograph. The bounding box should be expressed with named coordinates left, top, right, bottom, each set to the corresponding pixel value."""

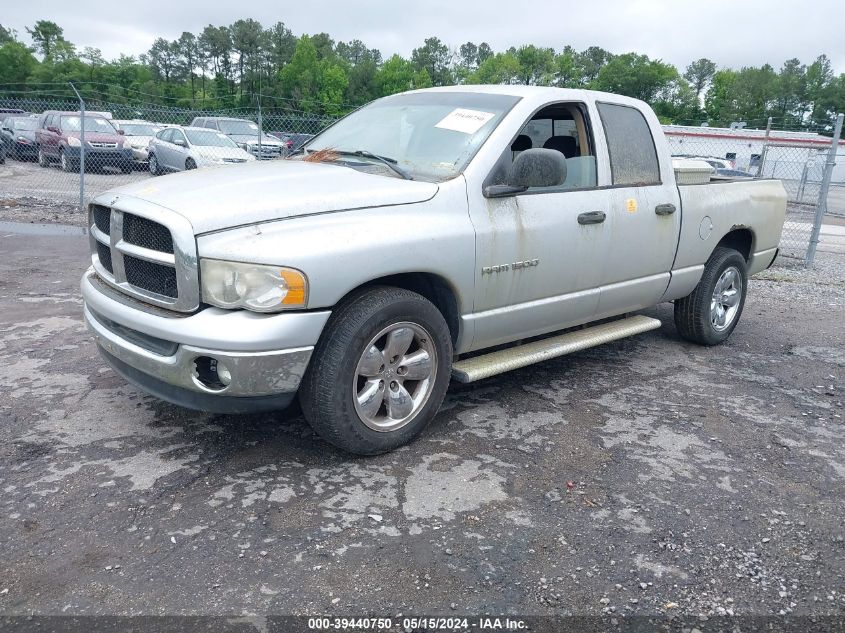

left=333, top=150, right=413, bottom=180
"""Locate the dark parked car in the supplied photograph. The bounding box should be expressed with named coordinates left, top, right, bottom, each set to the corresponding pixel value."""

left=36, top=111, right=133, bottom=173
left=274, top=132, right=315, bottom=156
left=1, top=116, right=39, bottom=160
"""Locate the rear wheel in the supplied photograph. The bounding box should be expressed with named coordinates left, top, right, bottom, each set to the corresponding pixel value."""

left=185, top=158, right=197, bottom=170
left=674, top=246, right=748, bottom=345
left=300, top=286, right=453, bottom=455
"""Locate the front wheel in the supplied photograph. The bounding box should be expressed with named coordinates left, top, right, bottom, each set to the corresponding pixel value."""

left=60, top=149, right=75, bottom=173
left=185, top=158, right=196, bottom=170
left=38, top=147, right=48, bottom=168
left=300, top=286, right=453, bottom=455
left=148, top=153, right=159, bottom=176
left=674, top=246, right=748, bottom=345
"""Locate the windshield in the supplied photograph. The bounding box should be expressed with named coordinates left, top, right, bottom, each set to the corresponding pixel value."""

left=305, top=92, right=520, bottom=181
left=121, top=123, right=158, bottom=136
left=61, top=116, right=116, bottom=134
left=12, top=119, right=37, bottom=131
left=185, top=129, right=238, bottom=148
left=217, top=120, right=260, bottom=135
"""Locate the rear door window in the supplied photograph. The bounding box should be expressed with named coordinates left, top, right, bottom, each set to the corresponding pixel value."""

left=597, top=102, right=660, bottom=186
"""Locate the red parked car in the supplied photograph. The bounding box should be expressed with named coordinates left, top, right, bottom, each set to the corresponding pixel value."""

left=36, top=111, right=134, bottom=173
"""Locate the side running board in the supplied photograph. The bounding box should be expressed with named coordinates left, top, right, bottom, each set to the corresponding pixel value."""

left=451, top=315, right=661, bottom=383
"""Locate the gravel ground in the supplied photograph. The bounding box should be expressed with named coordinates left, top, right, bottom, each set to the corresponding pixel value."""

left=0, top=224, right=843, bottom=629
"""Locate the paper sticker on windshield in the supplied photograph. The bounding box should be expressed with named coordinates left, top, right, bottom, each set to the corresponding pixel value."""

left=435, top=108, right=495, bottom=134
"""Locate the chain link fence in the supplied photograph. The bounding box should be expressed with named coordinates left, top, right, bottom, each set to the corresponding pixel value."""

left=666, top=114, right=844, bottom=266
left=0, top=93, right=338, bottom=211
left=1, top=92, right=842, bottom=266
left=758, top=143, right=828, bottom=261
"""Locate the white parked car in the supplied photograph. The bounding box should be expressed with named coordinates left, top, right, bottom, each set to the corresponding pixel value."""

left=147, top=126, right=255, bottom=175
left=114, top=120, right=161, bottom=168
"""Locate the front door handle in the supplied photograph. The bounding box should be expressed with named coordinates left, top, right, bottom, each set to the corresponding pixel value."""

left=578, top=211, right=606, bottom=225
left=655, top=203, right=677, bottom=216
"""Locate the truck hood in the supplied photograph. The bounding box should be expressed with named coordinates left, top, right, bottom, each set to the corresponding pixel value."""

left=107, top=159, right=439, bottom=234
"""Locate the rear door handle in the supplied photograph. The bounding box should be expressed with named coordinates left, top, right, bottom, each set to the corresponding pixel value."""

left=655, top=203, right=677, bottom=216
left=577, top=211, right=606, bottom=225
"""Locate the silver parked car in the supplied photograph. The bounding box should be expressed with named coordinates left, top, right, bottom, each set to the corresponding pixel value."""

left=148, top=126, right=255, bottom=175
left=114, top=120, right=161, bottom=168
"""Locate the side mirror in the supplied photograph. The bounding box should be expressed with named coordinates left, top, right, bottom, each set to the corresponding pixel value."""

left=174, top=138, right=187, bottom=147
left=484, top=148, right=568, bottom=198
left=117, top=129, right=125, bottom=135
left=509, top=148, right=567, bottom=188
left=47, top=126, right=60, bottom=134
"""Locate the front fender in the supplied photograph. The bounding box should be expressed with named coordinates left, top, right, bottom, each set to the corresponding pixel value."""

left=196, top=178, right=475, bottom=316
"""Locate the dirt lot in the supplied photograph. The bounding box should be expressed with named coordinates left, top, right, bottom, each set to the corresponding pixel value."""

left=0, top=223, right=844, bottom=627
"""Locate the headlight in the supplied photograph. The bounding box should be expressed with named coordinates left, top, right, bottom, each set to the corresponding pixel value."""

left=67, top=137, right=81, bottom=147
left=200, top=259, right=307, bottom=312
left=17, top=137, right=30, bottom=143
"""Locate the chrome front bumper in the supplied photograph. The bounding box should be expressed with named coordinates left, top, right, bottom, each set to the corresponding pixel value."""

left=81, top=268, right=331, bottom=412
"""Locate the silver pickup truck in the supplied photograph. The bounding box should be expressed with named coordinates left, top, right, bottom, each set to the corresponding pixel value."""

left=81, top=86, right=787, bottom=454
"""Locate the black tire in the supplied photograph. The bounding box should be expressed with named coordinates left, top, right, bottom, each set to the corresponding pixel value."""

left=300, top=286, right=453, bottom=455
left=148, top=153, right=159, bottom=176
left=60, top=148, right=75, bottom=173
left=674, top=246, right=748, bottom=345
left=185, top=158, right=196, bottom=170
left=38, top=147, right=48, bottom=168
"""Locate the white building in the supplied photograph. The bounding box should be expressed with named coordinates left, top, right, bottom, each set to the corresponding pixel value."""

left=662, top=124, right=845, bottom=183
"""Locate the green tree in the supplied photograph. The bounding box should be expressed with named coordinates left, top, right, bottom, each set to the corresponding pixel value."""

left=775, top=58, right=807, bottom=125
left=0, top=23, right=16, bottom=44
left=280, top=35, right=322, bottom=110
left=469, top=52, right=521, bottom=85
left=805, top=55, right=835, bottom=127
left=318, top=60, right=349, bottom=115
left=176, top=32, right=198, bottom=98
left=375, top=54, right=430, bottom=96
left=267, top=22, right=297, bottom=73
left=553, top=46, right=579, bottom=88
left=593, top=53, right=678, bottom=102
left=514, top=44, right=555, bottom=85
left=411, top=37, right=452, bottom=86
left=0, top=41, right=37, bottom=84
left=576, top=46, right=614, bottom=85
left=26, top=20, right=65, bottom=59
left=79, top=46, right=104, bottom=82
left=684, top=58, right=716, bottom=107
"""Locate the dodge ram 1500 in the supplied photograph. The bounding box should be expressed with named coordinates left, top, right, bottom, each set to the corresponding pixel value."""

left=81, top=86, right=787, bottom=454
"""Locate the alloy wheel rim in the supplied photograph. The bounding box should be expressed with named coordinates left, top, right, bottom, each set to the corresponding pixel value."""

left=352, top=321, right=437, bottom=432
left=710, top=266, right=742, bottom=332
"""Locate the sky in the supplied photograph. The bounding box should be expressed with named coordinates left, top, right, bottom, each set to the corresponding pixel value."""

left=4, top=0, right=844, bottom=74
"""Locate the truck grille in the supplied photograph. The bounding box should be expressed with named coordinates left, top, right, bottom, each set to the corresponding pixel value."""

left=123, top=213, right=174, bottom=253
left=124, top=255, right=178, bottom=298
left=89, top=203, right=199, bottom=312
